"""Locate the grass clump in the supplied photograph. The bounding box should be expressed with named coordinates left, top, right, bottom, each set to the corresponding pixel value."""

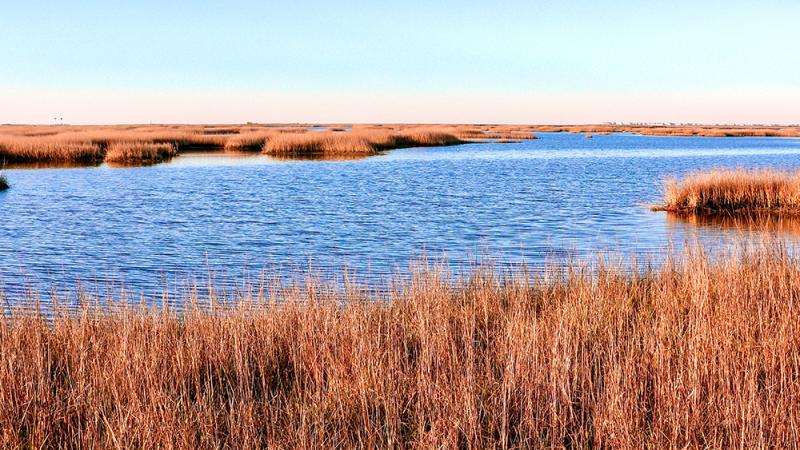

left=264, top=132, right=375, bottom=156
left=223, top=132, right=272, bottom=153
left=0, top=174, right=7, bottom=191
left=263, top=128, right=465, bottom=157
left=1, top=242, right=800, bottom=447
left=105, top=141, right=177, bottom=164
left=0, top=137, right=103, bottom=163
left=654, top=168, right=800, bottom=213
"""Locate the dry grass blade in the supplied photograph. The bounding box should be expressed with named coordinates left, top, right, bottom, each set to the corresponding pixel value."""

left=1, top=242, right=799, bottom=448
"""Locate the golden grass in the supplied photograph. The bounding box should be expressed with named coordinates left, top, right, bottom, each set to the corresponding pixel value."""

left=223, top=132, right=272, bottom=153
left=0, top=124, right=796, bottom=166
left=2, top=242, right=800, bottom=448
left=0, top=125, right=469, bottom=164
left=264, top=132, right=375, bottom=156
left=654, top=168, right=800, bottom=213
left=263, top=128, right=465, bottom=157
left=0, top=136, right=103, bottom=163
left=104, top=142, right=177, bottom=164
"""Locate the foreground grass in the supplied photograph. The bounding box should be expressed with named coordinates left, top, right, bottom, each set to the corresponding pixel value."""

left=2, top=243, right=800, bottom=448
left=654, top=168, right=800, bottom=213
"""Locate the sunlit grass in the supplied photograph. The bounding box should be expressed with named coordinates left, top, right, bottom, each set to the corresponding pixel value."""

left=105, top=141, right=177, bottom=164
left=1, top=242, right=799, bottom=447
left=654, top=168, right=800, bottom=213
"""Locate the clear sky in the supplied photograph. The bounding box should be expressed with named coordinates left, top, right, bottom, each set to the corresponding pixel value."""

left=1, top=0, right=798, bottom=124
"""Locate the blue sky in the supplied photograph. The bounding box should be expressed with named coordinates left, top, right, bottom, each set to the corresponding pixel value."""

left=1, top=1, right=798, bottom=123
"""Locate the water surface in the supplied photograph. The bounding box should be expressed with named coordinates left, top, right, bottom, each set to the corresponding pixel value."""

left=2, top=132, right=800, bottom=296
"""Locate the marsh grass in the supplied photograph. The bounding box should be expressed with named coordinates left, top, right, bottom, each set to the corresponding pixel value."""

left=223, top=133, right=272, bottom=152
left=104, top=141, right=178, bottom=164
left=654, top=168, right=800, bottom=213
left=1, top=124, right=795, bottom=165
left=0, top=137, right=103, bottom=163
left=2, top=242, right=800, bottom=448
left=263, top=128, right=465, bottom=156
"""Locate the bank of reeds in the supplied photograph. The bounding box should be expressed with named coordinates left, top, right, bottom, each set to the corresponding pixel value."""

left=104, top=141, right=178, bottom=164
left=0, top=137, right=103, bottom=163
left=1, top=124, right=796, bottom=166
left=2, top=242, right=800, bottom=448
left=263, top=128, right=465, bottom=156
left=223, top=132, right=272, bottom=153
left=654, top=168, right=800, bottom=213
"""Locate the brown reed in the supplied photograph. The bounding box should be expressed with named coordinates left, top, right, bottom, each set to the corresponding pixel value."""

left=104, top=141, right=178, bottom=164
left=654, top=168, right=800, bottom=213
left=1, top=242, right=799, bottom=448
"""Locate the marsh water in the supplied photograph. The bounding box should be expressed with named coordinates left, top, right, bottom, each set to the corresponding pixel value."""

left=2, top=132, right=800, bottom=296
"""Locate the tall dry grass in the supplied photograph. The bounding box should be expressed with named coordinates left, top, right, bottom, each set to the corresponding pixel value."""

left=264, top=132, right=375, bottom=156
left=263, top=128, right=465, bottom=156
left=655, top=168, right=800, bottom=213
left=0, top=136, right=103, bottom=163
left=223, top=132, right=272, bottom=153
left=2, top=243, right=800, bottom=448
left=104, top=142, right=178, bottom=164
left=0, top=125, right=469, bottom=163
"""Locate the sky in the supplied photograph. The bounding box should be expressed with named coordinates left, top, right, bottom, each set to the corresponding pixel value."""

left=1, top=0, right=798, bottom=124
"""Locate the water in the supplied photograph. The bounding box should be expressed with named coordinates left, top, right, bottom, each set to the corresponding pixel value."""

left=2, top=132, right=800, bottom=296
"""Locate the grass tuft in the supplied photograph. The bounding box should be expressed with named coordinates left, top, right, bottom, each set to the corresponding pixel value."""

left=105, top=141, right=177, bottom=164
left=654, top=168, right=800, bottom=213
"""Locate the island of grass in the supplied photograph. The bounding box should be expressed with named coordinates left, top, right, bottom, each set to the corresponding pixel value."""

left=0, top=174, right=8, bottom=191
left=0, top=125, right=481, bottom=166
left=652, top=168, right=800, bottom=214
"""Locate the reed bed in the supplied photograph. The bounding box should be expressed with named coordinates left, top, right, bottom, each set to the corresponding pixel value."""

left=1, top=124, right=796, bottom=166
left=2, top=243, right=800, bottom=448
left=263, top=128, right=465, bottom=157
left=223, top=133, right=272, bottom=153
left=264, top=132, right=375, bottom=156
left=0, top=136, right=103, bottom=163
left=654, top=168, right=800, bottom=213
left=104, top=141, right=177, bottom=164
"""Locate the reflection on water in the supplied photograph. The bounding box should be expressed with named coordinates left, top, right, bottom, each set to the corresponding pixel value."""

left=266, top=153, right=375, bottom=162
left=2, top=132, right=800, bottom=296
left=667, top=211, right=800, bottom=236
left=3, top=160, right=102, bottom=170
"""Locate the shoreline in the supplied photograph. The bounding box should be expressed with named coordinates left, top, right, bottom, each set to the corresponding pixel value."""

left=2, top=123, right=797, bottom=168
